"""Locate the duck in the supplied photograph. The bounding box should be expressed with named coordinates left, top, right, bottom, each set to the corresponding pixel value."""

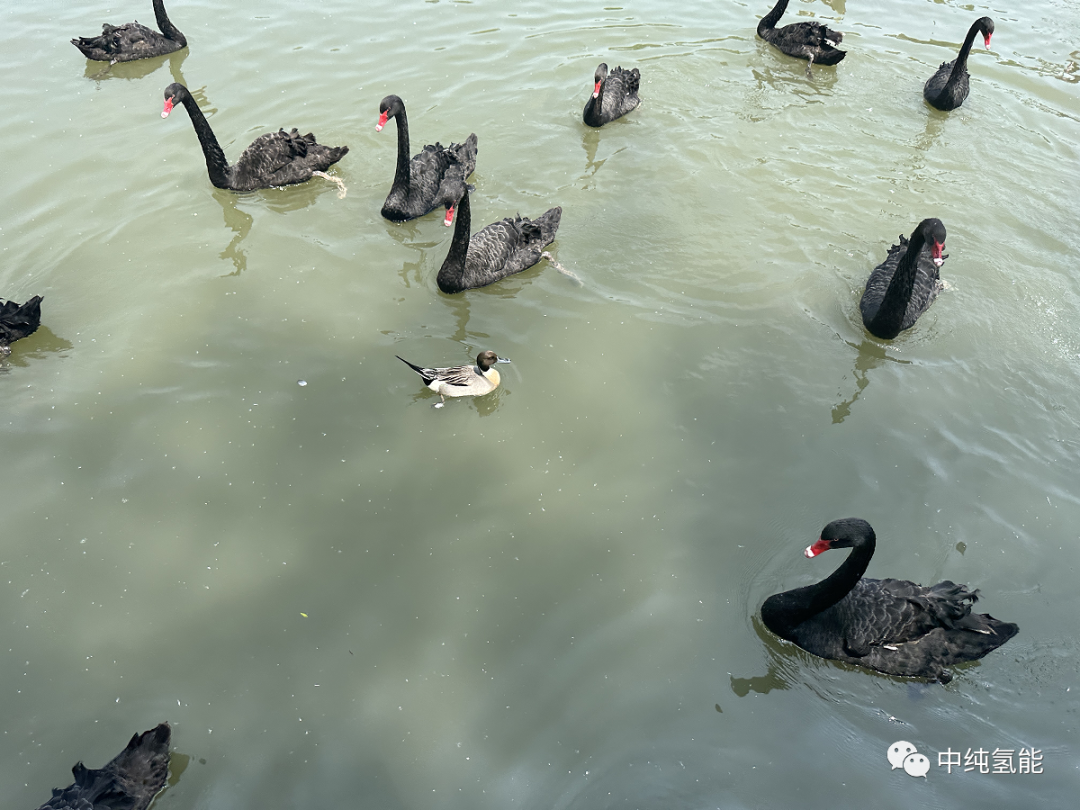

left=760, top=518, right=1018, bottom=683
left=583, top=63, right=641, bottom=127
left=161, top=83, right=348, bottom=193
left=72, top=0, right=187, bottom=63
left=860, top=218, right=947, bottom=340
left=35, top=723, right=171, bottom=810
left=756, top=0, right=845, bottom=77
left=923, top=17, right=995, bottom=111
left=435, top=178, right=561, bottom=294
left=377, top=95, right=478, bottom=223
left=0, top=294, right=43, bottom=356
left=397, top=350, right=510, bottom=406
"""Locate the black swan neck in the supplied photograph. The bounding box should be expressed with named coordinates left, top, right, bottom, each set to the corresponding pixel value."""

left=869, top=225, right=928, bottom=339
left=390, top=107, right=412, bottom=195
left=775, top=537, right=875, bottom=633
left=947, top=20, right=983, bottom=86
left=153, top=0, right=186, bottom=46
left=444, top=190, right=472, bottom=273
left=758, top=0, right=789, bottom=35
left=179, top=91, right=231, bottom=189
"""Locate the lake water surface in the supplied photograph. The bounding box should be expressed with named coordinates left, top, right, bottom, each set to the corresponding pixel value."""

left=2, top=1, right=1078, bottom=807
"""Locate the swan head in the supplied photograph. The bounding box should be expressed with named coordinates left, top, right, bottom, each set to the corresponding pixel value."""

left=161, top=82, right=187, bottom=118
left=377, top=95, right=404, bottom=132
left=805, top=518, right=876, bottom=558
left=978, top=17, right=995, bottom=48
left=919, top=218, right=947, bottom=268
left=592, top=63, right=609, bottom=98
left=434, top=175, right=469, bottom=226
left=476, top=351, right=511, bottom=371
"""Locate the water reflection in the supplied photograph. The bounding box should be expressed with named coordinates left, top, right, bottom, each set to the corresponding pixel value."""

left=384, top=219, right=443, bottom=288
left=82, top=48, right=188, bottom=84
left=0, top=325, right=73, bottom=371
left=831, top=338, right=911, bottom=424
left=212, top=190, right=253, bottom=276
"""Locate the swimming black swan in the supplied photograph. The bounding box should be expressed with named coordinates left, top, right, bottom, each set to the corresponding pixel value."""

left=377, top=95, right=477, bottom=223
left=761, top=518, right=1018, bottom=683
left=756, top=0, right=845, bottom=76
left=161, top=83, right=348, bottom=193
left=0, top=294, right=43, bottom=356
left=923, top=17, right=995, bottom=111
left=435, top=180, right=561, bottom=294
left=72, top=0, right=187, bottom=63
left=860, top=218, right=947, bottom=340
left=583, top=63, right=641, bottom=127
left=35, top=722, right=171, bottom=810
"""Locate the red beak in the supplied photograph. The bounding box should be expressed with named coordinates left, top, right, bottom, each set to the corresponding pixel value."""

left=592, top=80, right=602, bottom=99
left=931, top=240, right=945, bottom=267
left=161, top=97, right=175, bottom=119
left=983, top=34, right=992, bottom=49
left=804, top=539, right=832, bottom=558
left=444, top=205, right=455, bottom=226
left=376, top=110, right=388, bottom=132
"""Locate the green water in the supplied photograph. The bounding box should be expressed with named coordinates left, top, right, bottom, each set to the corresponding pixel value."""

left=2, top=1, right=1078, bottom=807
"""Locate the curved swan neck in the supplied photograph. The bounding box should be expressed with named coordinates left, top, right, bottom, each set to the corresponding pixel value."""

left=758, top=0, right=789, bottom=35
left=869, top=225, right=929, bottom=338
left=153, top=0, right=186, bottom=46
left=445, top=190, right=471, bottom=269
left=389, top=107, right=412, bottom=196
left=947, top=19, right=983, bottom=85
left=178, top=91, right=231, bottom=189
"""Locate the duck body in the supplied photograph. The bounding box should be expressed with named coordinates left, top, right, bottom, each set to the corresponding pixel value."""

left=583, top=63, right=640, bottom=127
left=860, top=218, right=947, bottom=340
left=35, top=723, right=171, bottom=810
left=161, top=83, right=348, bottom=192
left=436, top=181, right=561, bottom=294
left=756, top=0, right=845, bottom=72
left=377, top=95, right=477, bottom=223
left=923, top=17, right=995, bottom=111
left=397, top=351, right=510, bottom=402
left=761, top=518, right=1018, bottom=683
left=0, top=294, right=43, bottom=355
left=72, top=0, right=187, bottom=63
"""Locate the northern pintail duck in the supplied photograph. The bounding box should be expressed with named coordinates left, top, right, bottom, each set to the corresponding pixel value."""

left=397, top=350, right=510, bottom=406
left=0, top=294, right=43, bottom=356
left=583, top=63, right=640, bottom=127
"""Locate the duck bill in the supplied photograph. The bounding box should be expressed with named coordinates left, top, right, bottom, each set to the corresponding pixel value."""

left=161, top=97, right=175, bottom=118
left=495, top=357, right=511, bottom=364
left=804, top=539, right=832, bottom=558
left=376, top=110, right=388, bottom=132
left=932, top=240, right=945, bottom=268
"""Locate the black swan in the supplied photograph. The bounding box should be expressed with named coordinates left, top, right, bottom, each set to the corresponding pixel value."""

left=756, top=0, right=845, bottom=76
left=583, top=63, right=641, bottom=127
left=860, top=218, right=947, bottom=340
left=397, top=350, right=510, bottom=405
left=377, top=95, right=478, bottom=223
left=435, top=180, right=561, bottom=294
left=72, top=0, right=187, bottom=63
left=923, top=17, right=995, bottom=111
left=761, top=518, right=1018, bottom=683
left=0, top=294, right=43, bottom=356
left=35, top=723, right=171, bottom=810
left=161, top=83, right=348, bottom=193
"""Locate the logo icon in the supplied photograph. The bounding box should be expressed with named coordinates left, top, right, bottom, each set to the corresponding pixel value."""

left=888, top=741, right=929, bottom=778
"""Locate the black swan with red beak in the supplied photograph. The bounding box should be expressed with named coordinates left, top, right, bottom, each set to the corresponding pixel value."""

left=72, top=0, right=187, bottom=63
left=161, top=83, right=348, bottom=193
left=924, top=17, right=995, bottom=111
left=761, top=518, right=1018, bottom=683
left=860, top=218, right=947, bottom=340
left=756, top=0, right=845, bottom=77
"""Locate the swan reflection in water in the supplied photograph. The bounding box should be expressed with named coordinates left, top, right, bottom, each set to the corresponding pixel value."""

left=831, top=337, right=911, bottom=424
